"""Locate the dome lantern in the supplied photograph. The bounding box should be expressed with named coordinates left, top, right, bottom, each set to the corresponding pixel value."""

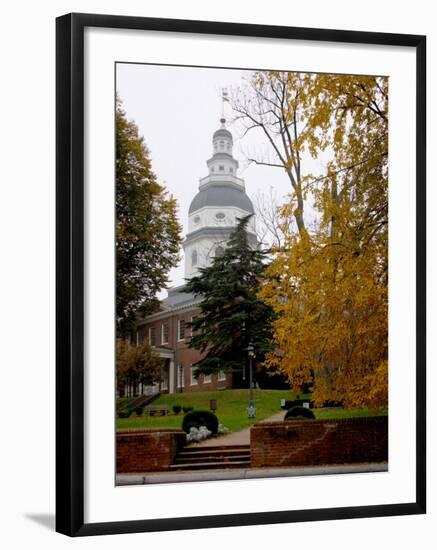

left=212, top=117, right=234, bottom=157
left=208, top=117, right=238, bottom=177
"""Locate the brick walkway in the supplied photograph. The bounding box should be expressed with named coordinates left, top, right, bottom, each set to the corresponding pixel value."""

left=194, top=410, right=286, bottom=447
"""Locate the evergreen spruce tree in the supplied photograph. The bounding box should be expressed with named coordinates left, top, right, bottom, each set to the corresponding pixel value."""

left=185, top=215, right=276, bottom=386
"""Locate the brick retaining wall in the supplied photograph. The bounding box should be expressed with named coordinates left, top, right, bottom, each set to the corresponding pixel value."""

left=251, top=416, right=388, bottom=468
left=116, top=429, right=186, bottom=473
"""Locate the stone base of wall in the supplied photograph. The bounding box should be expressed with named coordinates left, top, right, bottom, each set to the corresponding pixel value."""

left=251, top=416, right=388, bottom=468
left=116, top=429, right=186, bottom=473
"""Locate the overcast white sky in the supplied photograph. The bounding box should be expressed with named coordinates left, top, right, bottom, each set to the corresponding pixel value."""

left=116, top=63, right=327, bottom=294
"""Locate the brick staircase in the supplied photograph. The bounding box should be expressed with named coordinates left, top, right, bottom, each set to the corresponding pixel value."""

left=170, top=444, right=251, bottom=471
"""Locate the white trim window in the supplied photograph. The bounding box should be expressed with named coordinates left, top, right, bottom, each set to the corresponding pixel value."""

left=177, top=365, right=184, bottom=388
left=161, top=375, right=168, bottom=391
left=178, top=319, right=185, bottom=341
left=148, top=326, right=156, bottom=346
left=190, top=366, right=198, bottom=386
left=161, top=323, right=169, bottom=345
left=203, top=373, right=212, bottom=384
left=218, top=370, right=226, bottom=381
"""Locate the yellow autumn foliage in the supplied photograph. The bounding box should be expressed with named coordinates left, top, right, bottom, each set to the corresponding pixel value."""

left=256, top=72, right=388, bottom=408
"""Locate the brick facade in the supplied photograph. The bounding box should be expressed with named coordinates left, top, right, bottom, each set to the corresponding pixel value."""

left=116, top=429, right=186, bottom=473
left=137, top=305, right=232, bottom=393
left=250, top=416, right=388, bottom=468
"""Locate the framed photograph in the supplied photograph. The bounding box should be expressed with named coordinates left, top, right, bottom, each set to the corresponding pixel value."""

left=56, top=13, right=426, bottom=536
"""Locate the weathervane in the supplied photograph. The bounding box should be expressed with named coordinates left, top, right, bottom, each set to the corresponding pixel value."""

left=221, top=88, right=229, bottom=121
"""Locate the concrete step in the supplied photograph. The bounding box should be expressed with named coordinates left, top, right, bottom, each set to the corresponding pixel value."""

left=171, top=444, right=251, bottom=471
left=177, top=448, right=250, bottom=459
left=169, top=460, right=251, bottom=471
left=174, top=454, right=250, bottom=465
left=183, top=444, right=250, bottom=452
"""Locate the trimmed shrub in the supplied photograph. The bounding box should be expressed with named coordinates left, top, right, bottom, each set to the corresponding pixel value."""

left=118, top=408, right=132, bottom=419
left=135, top=407, right=143, bottom=416
left=182, top=406, right=194, bottom=413
left=172, top=404, right=182, bottom=415
left=182, top=410, right=219, bottom=435
left=284, top=406, right=315, bottom=420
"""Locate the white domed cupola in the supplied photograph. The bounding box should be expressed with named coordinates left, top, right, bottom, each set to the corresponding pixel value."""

left=182, top=117, right=257, bottom=279
left=213, top=118, right=233, bottom=154
left=207, top=117, right=239, bottom=177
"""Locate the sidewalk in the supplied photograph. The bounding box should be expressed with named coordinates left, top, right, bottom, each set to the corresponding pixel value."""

left=194, top=409, right=286, bottom=447
left=117, top=462, right=388, bottom=485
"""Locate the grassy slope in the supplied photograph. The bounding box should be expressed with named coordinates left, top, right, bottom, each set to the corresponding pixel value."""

left=314, top=407, right=387, bottom=420
left=116, top=389, right=387, bottom=433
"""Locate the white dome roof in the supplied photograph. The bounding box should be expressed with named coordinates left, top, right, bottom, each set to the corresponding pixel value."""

left=189, top=185, right=254, bottom=214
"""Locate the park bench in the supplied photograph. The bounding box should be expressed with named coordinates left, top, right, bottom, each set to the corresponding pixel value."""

left=146, top=405, right=169, bottom=416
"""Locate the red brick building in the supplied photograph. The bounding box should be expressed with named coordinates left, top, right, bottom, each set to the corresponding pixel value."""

left=136, top=285, right=232, bottom=394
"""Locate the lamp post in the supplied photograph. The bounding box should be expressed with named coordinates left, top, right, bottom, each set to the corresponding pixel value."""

left=245, top=341, right=256, bottom=418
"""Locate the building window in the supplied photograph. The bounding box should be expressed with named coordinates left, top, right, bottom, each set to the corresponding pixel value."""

left=218, top=370, right=226, bottom=381
left=229, top=166, right=233, bottom=173
left=161, top=373, right=168, bottom=391
left=178, top=319, right=185, bottom=341
left=191, top=249, right=198, bottom=266
left=177, top=365, right=184, bottom=388
left=136, top=331, right=140, bottom=346
left=204, top=373, right=212, bottom=384
left=148, top=327, right=156, bottom=346
left=161, top=323, right=169, bottom=345
left=211, top=166, right=215, bottom=172
left=219, top=165, right=224, bottom=171
left=194, top=215, right=200, bottom=224
left=215, top=246, right=225, bottom=257
left=215, top=212, right=225, bottom=220
left=219, top=141, right=224, bottom=150
left=190, top=366, right=198, bottom=385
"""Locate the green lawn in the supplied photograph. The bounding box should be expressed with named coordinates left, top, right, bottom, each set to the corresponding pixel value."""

left=313, top=407, right=387, bottom=420
left=116, top=389, right=387, bottom=433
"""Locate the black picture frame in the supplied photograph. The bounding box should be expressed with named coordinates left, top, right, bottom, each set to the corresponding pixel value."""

left=56, top=12, right=426, bottom=537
